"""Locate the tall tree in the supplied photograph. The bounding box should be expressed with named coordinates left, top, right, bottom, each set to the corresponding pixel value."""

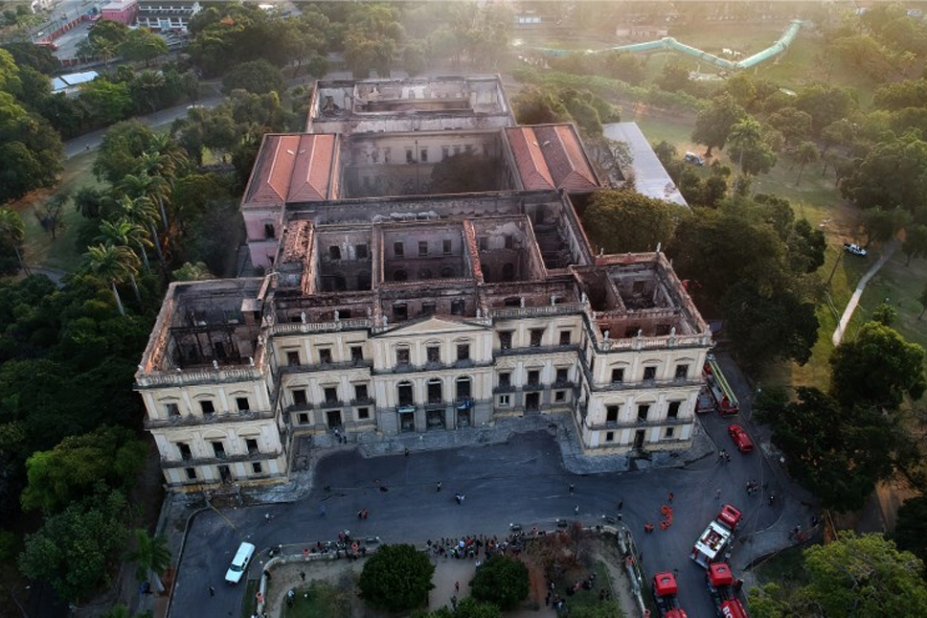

left=903, top=224, right=927, bottom=265
left=470, top=555, right=529, bottom=611
left=583, top=190, right=678, bottom=253
left=118, top=29, right=168, bottom=66
left=691, top=93, right=745, bottom=157
left=358, top=543, right=434, bottom=612
left=128, top=529, right=171, bottom=594
left=790, top=141, right=820, bottom=186
left=830, top=321, right=926, bottom=410
left=96, top=218, right=152, bottom=272
left=0, top=207, right=27, bottom=274
left=343, top=4, right=404, bottom=78
left=83, top=244, right=140, bottom=315
left=727, top=117, right=776, bottom=176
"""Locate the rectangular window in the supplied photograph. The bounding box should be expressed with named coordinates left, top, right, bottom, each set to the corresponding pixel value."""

left=329, top=246, right=341, bottom=260
left=355, top=384, right=368, bottom=400
left=419, top=241, right=428, bottom=257
left=499, top=331, right=513, bottom=349
left=527, top=370, right=540, bottom=385
left=324, top=387, right=338, bottom=404
left=556, top=368, right=569, bottom=383
left=394, top=304, right=408, bottom=321
left=422, top=302, right=436, bottom=316
left=606, top=431, right=615, bottom=443
left=236, top=397, right=250, bottom=412
left=530, top=329, right=544, bottom=347
left=675, top=364, right=689, bottom=380
left=611, top=368, right=624, bottom=383
left=427, top=346, right=441, bottom=364
left=420, top=148, right=428, bottom=162
left=453, top=145, right=461, bottom=155
left=456, top=344, right=470, bottom=361
left=559, top=331, right=571, bottom=345
left=443, top=239, right=452, bottom=255
left=286, top=351, right=300, bottom=366
left=264, top=223, right=275, bottom=239
left=357, top=407, right=370, bottom=420
left=504, top=235, right=514, bottom=249
left=665, top=427, right=675, bottom=438
left=394, top=242, right=404, bottom=257
left=406, top=149, right=414, bottom=163
left=442, top=146, right=450, bottom=159
left=252, top=462, right=263, bottom=474
left=465, top=144, right=473, bottom=154
left=637, top=404, right=650, bottom=422
left=498, top=394, right=510, bottom=406
left=245, top=438, right=259, bottom=454
left=351, top=346, right=364, bottom=362
left=396, top=348, right=411, bottom=365
left=606, top=405, right=619, bottom=422
left=298, top=412, right=310, bottom=425
left=185, top=467, right=197, bottom=480
left=200, top=400, right=215, bottom=415
left=211, top=441, right=225, bottom=458
left=293, top=389, right=308, bottom=406
left=668, top=401, right=681, bottom=419
left=499, top=372, right=511, bottom=388
left=355, top=244, right=368, bottom=259
left=178, top=443, right=192, bottom=460
left=643, top=366, right=657, bottom=381
left=165, top=403, right=180, bottom=417
left=555, top=391, right=565, bottom=402
left=319, top=349, right=332, bottom=364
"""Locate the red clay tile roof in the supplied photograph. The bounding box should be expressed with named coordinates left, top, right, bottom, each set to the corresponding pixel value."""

left=505, top=127, right=555, bottom=191
left=533, top=124, right=600, bottom=192
left=244, top=134, right=335, bottom=207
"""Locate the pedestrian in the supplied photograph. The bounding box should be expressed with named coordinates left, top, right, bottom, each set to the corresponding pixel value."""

left=362, top=509, right=368, bottom=520
left=437, top=481, right=442, bottom=492
left=358, top=510, right=364, bottom=520
left=208, top=585, right=215, bottom=597
left=451, top=595, right=458, bottom=610
left=668, top=492, right=674, bottom=503
left=574, top=505, right=579, bottom=515
left=718, top=450, right=724, bottom=462
left=569, top=483, right=575, bottom=494
left=300, top=571, right=306, bottom=582
left=319, top=504, right=326, bottom=517
left=617, top=499, right=623, bottom=510
left=768, top=493, right=775, bottom=506
left=455, top=581, right=460, bottom=592
left=725, top=452, right=731, bottom=463
left=404, top=447, right=410, bottom=457
left=715, top=488, right=722, bottom=500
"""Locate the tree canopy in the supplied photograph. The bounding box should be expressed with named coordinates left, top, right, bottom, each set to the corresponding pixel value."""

left=830, top=321, right=926, bottom=409
left=691, top=92, right=745, bottom=156
left=358, top=544, right=435, bottom=612
left=583, top=189, right=679, bottom=253
left=755, top=387, right=897, bottom=512
left=470, top=556, right=529, bottom=611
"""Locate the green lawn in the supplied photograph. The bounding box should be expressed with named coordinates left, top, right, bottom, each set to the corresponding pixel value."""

left=20, top=151, right=104, bottom=272
left=856, top=252, right=927, bottom=351
left=280, top=580, right=352, bottom=618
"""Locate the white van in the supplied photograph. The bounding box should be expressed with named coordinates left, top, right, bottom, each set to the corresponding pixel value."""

left=225, top=542, right=255, bottom=584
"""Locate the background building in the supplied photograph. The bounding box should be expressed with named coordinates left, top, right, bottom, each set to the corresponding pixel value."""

left=136, top=75, right=712, bottom=491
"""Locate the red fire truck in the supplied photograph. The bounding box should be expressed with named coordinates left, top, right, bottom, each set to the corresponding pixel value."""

left=706, top=563, right=749, bottom=618
left=703, top=355, right=739, bottom=415
left=652, top=571, right=688, bottom=618
left=690, top=504, right=742, bottom=568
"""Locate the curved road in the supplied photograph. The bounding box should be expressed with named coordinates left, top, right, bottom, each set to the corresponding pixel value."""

left=176, top=415, right=790, bottom=618
left=832, top=240, right=898, bottom=346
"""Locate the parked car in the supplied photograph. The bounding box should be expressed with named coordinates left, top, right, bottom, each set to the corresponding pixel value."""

left=684, top=151, right=704, bottom=166
left=225, top=542, right=255, bottom=584
left=727, top=424, right=754, bottom=453
left=843, top=243, right=867, bottom=257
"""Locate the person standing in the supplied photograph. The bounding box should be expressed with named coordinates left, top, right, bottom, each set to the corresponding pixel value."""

left=569, top=484, right=575, bottom=494
left=208, top=585, right=215, bottom=597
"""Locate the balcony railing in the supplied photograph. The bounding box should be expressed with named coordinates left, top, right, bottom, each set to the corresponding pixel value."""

left=145, top=408, right=275, bottom=429
left=493, top=384, right=515, bottom=393
left=594, top=377, right=703, bottom=392
left=161, top=449, right=284, bottom=468
left=583, top=416, right=692, bottom=431
left=280, top=359, right=373, bottom=375
left=351, top=397, right=376, bottom=406
left=374, top=360, right=492, bottom=375
left=286, top=402, right=314, bottom=413
left=137, top=365, right=264, bottom=388
left=488, top=303, right=584, bottom=319
left=267, top=318, right=372, bottom=337
left=495, top=344, right=578, bottom=357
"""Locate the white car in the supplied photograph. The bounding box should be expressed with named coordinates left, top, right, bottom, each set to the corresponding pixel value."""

left=843, top=243, right=867, bottom=257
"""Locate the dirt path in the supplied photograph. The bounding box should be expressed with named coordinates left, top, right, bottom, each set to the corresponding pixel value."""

left=832, top=240, right=898, bottom=346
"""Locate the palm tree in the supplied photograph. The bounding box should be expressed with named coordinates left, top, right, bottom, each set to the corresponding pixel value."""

left=83, top=244, right=140, bottom=315
left=116, top=195, right=165, bottom=271
left=728, top=117, right=764, bottom=174
left=792, top=141, right=820, bottom=186
left=0, top=207, right=29, bottom=275
left=118, top=173, right=171, bottom=232
left=96, top=218, right=153, bottom=272
left=129, top=529, right=172, bottom=595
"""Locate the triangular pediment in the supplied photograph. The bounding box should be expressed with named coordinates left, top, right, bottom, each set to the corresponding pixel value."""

left=377, top=316, right=490, bottom=337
